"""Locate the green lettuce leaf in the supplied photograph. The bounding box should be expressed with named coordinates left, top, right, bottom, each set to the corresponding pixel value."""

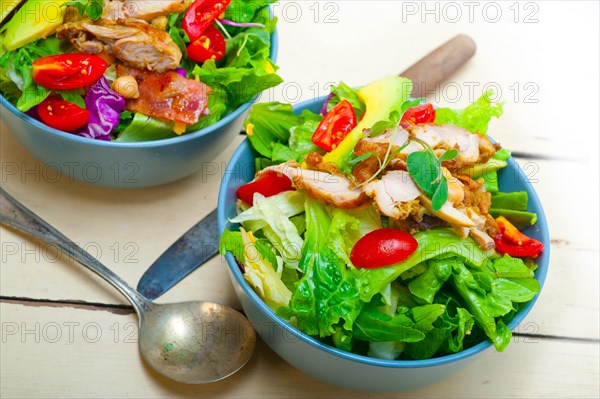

left=243, top=102, right=303, bottom=158
left=225, top=0, right=277, bottom=23
left=435, top=90, right=503, bottom=134
left=353, top=300, right=425, bottom=343
left=408, top=258, right=453, bottom=304
left=279, top=199, right=363, bottom=338
left=288, top=110, right=323, bottom=158
left=0, top=37, right=67, bottom=111
left=327, top=81, right=366, bottom=117
left=358, top=228, right=493, bottom=303
left=116, top=113, right=177, bottom=142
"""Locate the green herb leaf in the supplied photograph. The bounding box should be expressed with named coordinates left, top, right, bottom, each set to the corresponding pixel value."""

left=431, top=175, right=448, bottom=211
left=369, top=110, right=401, bottom=137
left=347, top=152, right=376, bottom=169
left=439, top=149, right=459, bottom=162
left=407, top=151, right=438, bottom=198
left=407, top=147, right=457, bottom=211
left=59, top=89, right=85, bottom=108
left=401, top=98, right=425, bottom=113
left=64, top=0, right=104, bottom=20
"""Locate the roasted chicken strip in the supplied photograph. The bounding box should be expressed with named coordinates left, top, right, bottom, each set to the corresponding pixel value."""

left=103, top=0, right=193, bottom=21
left=57, top=19, right=182, bottom=72
left=261, top=163, right=368, bottom=209
left=363, top=171, right=421, bottom=219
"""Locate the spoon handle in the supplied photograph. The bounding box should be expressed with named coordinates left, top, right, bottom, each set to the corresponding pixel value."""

left=0, top=187, right=150, bottom=313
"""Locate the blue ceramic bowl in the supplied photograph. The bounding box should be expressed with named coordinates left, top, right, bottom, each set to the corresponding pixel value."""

left=0, top=28, right=278, bottom=188
left=217, top=97, right=550, bottom=392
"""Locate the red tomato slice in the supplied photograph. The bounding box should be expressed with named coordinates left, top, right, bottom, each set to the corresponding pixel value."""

left=400, top=103, right=436, bottom=126
left=38, top=96, right=90, bottom=132
left=187, top=25, right=227, bottom=63
left=32, top=54, right=108, bottom=90
left=183, top=0, right=231, bottom=42
left=312, top=99, right=357, bottom=152
left=237, top=170, right=294, bottom=205
left=494, top=234, right=544, bottom=258
left=350, top=228, right=418, bottom=268
left=493, top=216, right=544, bottom=258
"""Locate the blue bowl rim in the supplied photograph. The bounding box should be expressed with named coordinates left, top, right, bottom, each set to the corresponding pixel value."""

left=218, top=96, right=550, bottom=369
left=0, top=10, right=279, bottom=149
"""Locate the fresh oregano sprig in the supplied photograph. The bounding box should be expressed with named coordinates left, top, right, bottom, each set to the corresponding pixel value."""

left=407, top=138, right=458, bottom=211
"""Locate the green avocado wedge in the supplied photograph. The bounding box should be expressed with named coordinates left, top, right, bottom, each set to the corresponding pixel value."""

left=1, top=0, right=70, bottom=51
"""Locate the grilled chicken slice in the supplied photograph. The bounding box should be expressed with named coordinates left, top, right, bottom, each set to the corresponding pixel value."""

left=404, top=124, right=496, bottom=165
left=353, top=127, right=410, bottom=182
left=57, top=19, right=182, bottom=72
left=419, top=195, right=475, bottom=228
left=117, top=65, right=210, bottom=125
left=363, top=171, right=421, bottom=219
left=262, top=163, right=368, bottom=209
left=103, top=0, right=193, bottom=21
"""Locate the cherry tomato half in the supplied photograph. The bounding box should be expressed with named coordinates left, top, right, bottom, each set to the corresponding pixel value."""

left=183, top=0, right=231, bottom=43
left=350, top=228, right=418, bottom=268
left=400, top=103, right=436, bottom=127
left=186, top=25, right=227, bottom=63
left=38, top=96, right=90, bottom=132
left=237, top=170, right=294, bottom=205
left=312, top=100, right=357, bottom=152
left=493, top=216, right=544, bottom=258
left=32, top=54, right=108, bottom=90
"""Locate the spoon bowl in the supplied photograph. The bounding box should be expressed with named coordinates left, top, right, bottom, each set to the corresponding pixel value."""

left=0, top=187, right=256, bottom=384
left=139, top=301, right=256, bottom=384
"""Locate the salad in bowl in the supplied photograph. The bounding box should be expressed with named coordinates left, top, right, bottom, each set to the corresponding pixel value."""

left=0, top=0, right=281, bottom=142
left=220, top=75, right=547, bottom=361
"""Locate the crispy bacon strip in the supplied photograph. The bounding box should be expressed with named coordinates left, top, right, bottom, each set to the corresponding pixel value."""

left=117, top=65, right=211, bottom=125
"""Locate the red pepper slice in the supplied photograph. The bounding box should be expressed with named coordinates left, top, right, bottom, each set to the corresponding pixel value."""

left=237, top=170, right=294, bottom=205
left=312, top=99, right=357, bottom=152
left=350, top=228, right=418, bottom=268
left=38, top=96, right=90, bottom=132
left=186, top=25, right=227, bottom=63
left=32, top=54, right=108, bottom=90
left=400, top=103, right=436, bottom=126
left=494, top=216, right=544, bottom=258
left=183, top=0, right=231, bottom=43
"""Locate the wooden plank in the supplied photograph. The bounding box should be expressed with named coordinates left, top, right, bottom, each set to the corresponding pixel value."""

left=1, top=302, right=598, bottom=398
left=0, top=117, right=246, bottom=308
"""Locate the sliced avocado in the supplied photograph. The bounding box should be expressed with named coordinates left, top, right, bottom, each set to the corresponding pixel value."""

left=0, top=0, right=24, bottom=24
left=1, top=0, right=70, bottom=51
left=322, top=75, right=413, bottom=170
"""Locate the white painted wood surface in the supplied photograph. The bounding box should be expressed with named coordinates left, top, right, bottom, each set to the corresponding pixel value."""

left=1, top=1, right=599, bottom=397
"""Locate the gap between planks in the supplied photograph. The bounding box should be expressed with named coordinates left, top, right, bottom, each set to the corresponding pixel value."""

left=2, top=295, right=598, bottom=345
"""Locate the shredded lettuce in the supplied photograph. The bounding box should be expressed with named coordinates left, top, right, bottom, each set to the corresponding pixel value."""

left=239, top=228, right=292, bottom=309
left=230, top=191, right=306, bottom=268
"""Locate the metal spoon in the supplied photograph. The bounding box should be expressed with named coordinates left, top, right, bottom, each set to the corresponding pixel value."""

left=0, top=187, right=256, bottom=384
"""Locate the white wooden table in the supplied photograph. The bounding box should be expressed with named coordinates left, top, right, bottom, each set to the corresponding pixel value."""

left=1, top=1, right=599, bottom=397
